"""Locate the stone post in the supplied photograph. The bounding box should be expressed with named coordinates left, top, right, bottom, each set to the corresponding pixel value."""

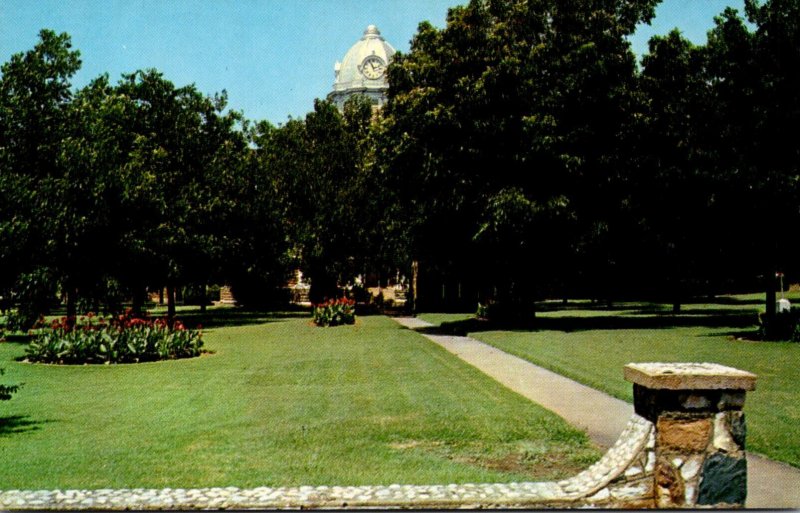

left=624, top=363, right=757, bottom=508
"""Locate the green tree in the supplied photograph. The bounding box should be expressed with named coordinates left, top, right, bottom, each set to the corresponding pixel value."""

left=632, top=30, right=715, bottom=310
left=52, top=75, right=135, bottom=317
left=257, top=96, right=377, bottom=303
left=0, top=29, right=82, bottom=327
left=743, top=0, right=800, bottom=317
left=114, top=70, right=249, bottom=318
left=212, top=118, right=291, bottom=308
left=379, top=0, right=658, bottom=312
left=696, top=1, right=800, bottom=321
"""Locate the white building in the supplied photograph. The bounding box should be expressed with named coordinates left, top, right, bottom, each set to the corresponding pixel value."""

left=328, top=25, right=396, bottom=111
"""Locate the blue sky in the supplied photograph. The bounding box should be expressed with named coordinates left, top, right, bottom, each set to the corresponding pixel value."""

left=1, top=0, right=746, bottom=125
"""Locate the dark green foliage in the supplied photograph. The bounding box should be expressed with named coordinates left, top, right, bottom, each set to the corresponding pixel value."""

left=379, top=0, right=800, bottom=310
left=3, top=310, right=33, bottom=334
left=0, top=31, right=289, bottom=319
left=252, top=96, right=378, bottom=304
left=758, top=309, right=800, bottom=341
left=379, top=0, right=658, bottom=309
left=11, top=269, right=58, bottom=331
left=4, top=0, right=800, bottom=322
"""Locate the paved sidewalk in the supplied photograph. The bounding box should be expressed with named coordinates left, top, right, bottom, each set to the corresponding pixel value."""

left=393, top=316, right=800, bottom=509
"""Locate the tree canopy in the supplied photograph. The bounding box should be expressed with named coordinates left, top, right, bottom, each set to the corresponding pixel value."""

left=2, top=0, right=799, bottom=324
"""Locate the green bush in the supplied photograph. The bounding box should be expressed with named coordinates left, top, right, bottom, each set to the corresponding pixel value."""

left=312, top=298, right=356, bottom=327
left=206, top=284, right=221, bottom=302
left=758, top=309, right=800, bottom=341
left=3, top=309, right=32, bottom=334
left=25, top=310, right=203, bottom=364
left=476, top=300, right=533, bottom=324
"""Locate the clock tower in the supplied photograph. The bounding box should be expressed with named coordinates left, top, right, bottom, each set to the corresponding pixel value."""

left=328, top=25, right=396, bottom=111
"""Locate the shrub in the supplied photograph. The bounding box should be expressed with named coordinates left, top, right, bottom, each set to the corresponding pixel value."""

left=25, top=310, right=203, bottom=364
left=3, top=309, right=32, bottom=334
left=312, top=297, right=356, bottom=327
left=758, top=309, right=800, bottom=342
left=476, top=299, right=533, bottom=324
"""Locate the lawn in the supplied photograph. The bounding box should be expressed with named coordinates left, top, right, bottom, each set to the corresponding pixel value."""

left=419, top=297, right=800, bottom=469
left=0, top=312, right=598, bottom=489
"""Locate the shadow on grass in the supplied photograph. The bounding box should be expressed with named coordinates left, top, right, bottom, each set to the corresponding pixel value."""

left=178, top=306, right=311, bottom=330
left=623, top=307, right=760, bottom=317
left=700, top=329, right=761, bottom=339
left=416, top=311, right=759, bottom=336
left=0, top=415, right=52, bottom=437
left=0, top=334, right=33, bottom=344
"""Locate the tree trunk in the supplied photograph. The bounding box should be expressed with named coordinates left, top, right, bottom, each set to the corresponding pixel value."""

left=308, top=271, right=338, bottom=305
left=166, top=284, right=176, bottom=322
left=410, top=260, right=419, bottom=316
left=65, top=286, right=77, bottom=329
left=131, top=287, right=146, bottom=316
left=765, top=270, right=777, bottom=323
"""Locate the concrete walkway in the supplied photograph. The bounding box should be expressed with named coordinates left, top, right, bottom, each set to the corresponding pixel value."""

left=393, top=316, right=800, bottom=509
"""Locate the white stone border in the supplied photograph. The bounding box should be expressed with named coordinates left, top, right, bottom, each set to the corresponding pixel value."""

left=0, top=415, right=655, bottom=510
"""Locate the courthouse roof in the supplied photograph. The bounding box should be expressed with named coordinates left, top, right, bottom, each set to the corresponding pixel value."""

left=331, top=25, right=396, bottom=94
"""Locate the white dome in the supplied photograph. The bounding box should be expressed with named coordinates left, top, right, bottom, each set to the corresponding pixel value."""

left=328, top=25, right=396, bottom=110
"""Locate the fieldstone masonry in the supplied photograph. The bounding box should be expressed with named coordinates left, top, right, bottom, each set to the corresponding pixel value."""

left=625, top=362, right=756, bottom=508
left=0, top=362, right=755, bottom=509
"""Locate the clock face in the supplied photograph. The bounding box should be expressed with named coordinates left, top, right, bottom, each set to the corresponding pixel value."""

left=361, top=56, right=386, bottom=79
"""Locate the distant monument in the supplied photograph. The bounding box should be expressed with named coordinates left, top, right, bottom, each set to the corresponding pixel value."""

left=328, top=25, right=396, bottom=111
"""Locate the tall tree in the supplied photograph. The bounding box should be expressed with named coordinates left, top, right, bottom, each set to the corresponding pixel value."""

left=259, top=96, right=377, bottom=303
left=114, top=70, right=247, bottom=318
left=0, top=29, right=81, bottom=326
left=379, top=0, right=658, bottom=312
left=633, top=30, right=715, bottom=309
left=699, top=1, right=800, bottom=318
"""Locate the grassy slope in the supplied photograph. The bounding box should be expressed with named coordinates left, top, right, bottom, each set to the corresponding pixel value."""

left=420, top=305, right=800, bottom=468
left=0, top=314, right=598, bottom=489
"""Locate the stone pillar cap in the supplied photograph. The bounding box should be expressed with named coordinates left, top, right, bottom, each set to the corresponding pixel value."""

left=624, top=362, right=757, bottom=391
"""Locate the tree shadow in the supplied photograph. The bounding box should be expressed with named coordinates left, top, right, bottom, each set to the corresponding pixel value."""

left=0, top=415, right=52, bottom=436
left=178, top=307, right=311, bottom=329
left=700, top=329, right=760, bottom=339
left=0, top=334, right=33, bottom=344
left=415, top=310, right=759, bottom=336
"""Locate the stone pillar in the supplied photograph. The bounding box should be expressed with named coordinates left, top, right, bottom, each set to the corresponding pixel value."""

left=624, top=363, right=757, bottom=508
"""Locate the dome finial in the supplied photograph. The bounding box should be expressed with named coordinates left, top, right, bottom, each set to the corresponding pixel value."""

left=364, top=25, right=380, bottom=36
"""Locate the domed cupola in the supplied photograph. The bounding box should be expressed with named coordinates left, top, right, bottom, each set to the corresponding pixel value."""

left=328, top=25, right=396, bottom=111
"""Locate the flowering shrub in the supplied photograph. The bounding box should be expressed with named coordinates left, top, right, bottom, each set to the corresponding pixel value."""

left=312, top=298, right=356, bottom=327
left=25, top=309, right=203, bottom=364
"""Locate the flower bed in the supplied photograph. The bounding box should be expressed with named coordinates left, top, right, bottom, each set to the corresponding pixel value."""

left=25, top=310, right=203, bottom=364
left=312, top=298, right=356, bottom=327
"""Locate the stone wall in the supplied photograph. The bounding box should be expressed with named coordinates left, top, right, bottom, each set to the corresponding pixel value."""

left=0, top=362, right=755, bottom=510
left=625, top=362, right=755, bottom=508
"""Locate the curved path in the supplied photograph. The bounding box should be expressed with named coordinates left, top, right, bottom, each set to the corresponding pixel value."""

left=393, top=316, right=800, bottom=508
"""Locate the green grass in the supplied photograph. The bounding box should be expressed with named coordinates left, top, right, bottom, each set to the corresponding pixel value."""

left=0, top=312, right=598, bottom=489
left=419, top=300, right=800, bottom=469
